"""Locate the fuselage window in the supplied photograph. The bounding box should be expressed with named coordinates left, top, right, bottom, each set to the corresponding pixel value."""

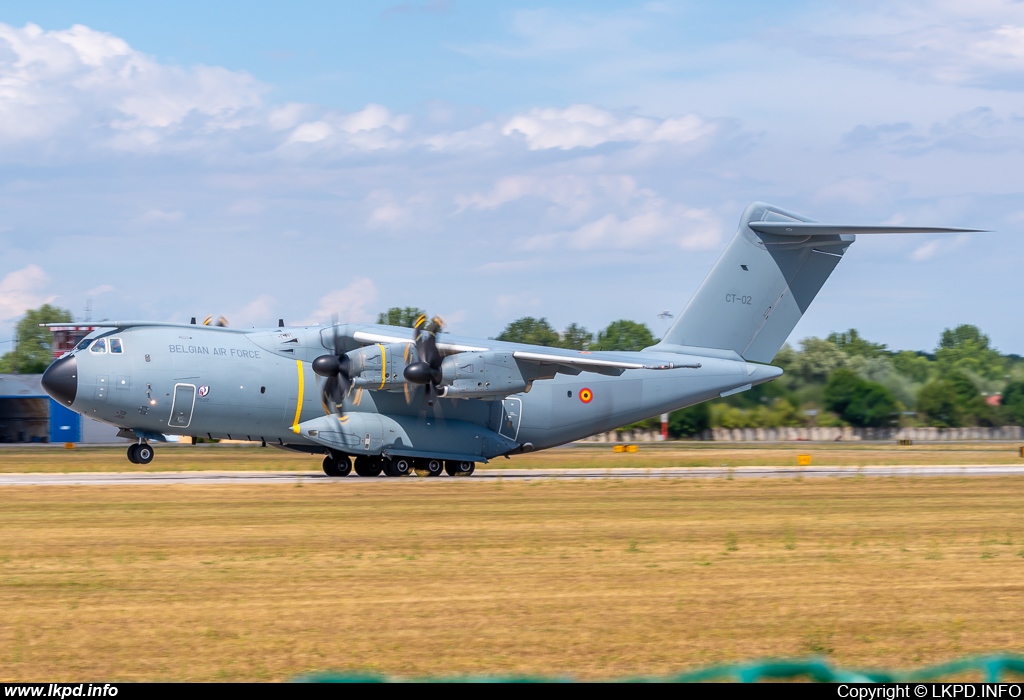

left=90, top=339, right=107, bottom=354
left=109, top=338, right=123, bottom=354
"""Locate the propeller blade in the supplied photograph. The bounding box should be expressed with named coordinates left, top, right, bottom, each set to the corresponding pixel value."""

left=314, top=315, right=353, bottom=418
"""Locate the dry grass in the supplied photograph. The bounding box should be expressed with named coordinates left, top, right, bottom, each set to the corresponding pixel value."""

left=0, top=440, right=1022, bottom=473
left=2, top=476, right=1024, bottom=681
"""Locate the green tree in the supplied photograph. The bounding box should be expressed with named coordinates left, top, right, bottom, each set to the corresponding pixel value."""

left=496, top=317, right=559, bottom=346
left=916, top=370, right=991, bottom=427
left=0, top=304, right=73, bottom=374
left=668, top=403, right=710, bottom=437
left=557, top=323, right=593, bottom=350
left=592, top=320, right=656, bottom=352
left=822, top=368, right=862, bottom=418
left=892, top=350, right=933, bottom=384
left=827, top=328, right=888, bottom=358
left=935, top=324, right=1005, bottom=380
left=916, top=380, right=963, bottom=428
left=844, top=382, right=899, bottom=427
left=823, top=368, right=898, bottom=427
left=795, top=337, right=847, bottom=384
left=376, top=307, right=426, bottom=328
left=1002, top=381, right=1024, bottom=425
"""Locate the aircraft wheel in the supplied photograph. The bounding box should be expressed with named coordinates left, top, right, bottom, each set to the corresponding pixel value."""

left=135, top=443, right=155, bottom=465
left=445, top=460, right=474, bottom=477
left=126, top=444, right=139, bottom=464
left=335, top=455, right=352, bottom=477
left=423, top=458, right=444, bottom=477
left=354, top=456, right=383, bottom=478
left=384, top=457, right=412, bottom=477
left=322, top=455, right=340, bottom=477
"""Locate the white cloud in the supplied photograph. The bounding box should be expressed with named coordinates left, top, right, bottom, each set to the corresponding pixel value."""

left=0, top=264, right=55, bottom=322
left=455, top=175, right=640, bottom=218
left=84, top=284, right=115, bottom=297
left=138, top=209, right=185, bottom=223
left=525, top=205, right=722, bottom=251
left=288, top=121, right=334, bottom=144
left=231, top=294, right=277, bottom=328
left=793, top=1, right=1024, bottom=88
left=502, top=104, right=716, bottom=150
left=843, top=108, right=1024, bottom=156
left=267, top=103, right=308, bottom=131
left=910, top=240, right=941, bottom=262
left=0, top=23, right=264, bottom=152
left=299, top=278, right=379, bottom=326
left=284, top=104, right=411, bottom=150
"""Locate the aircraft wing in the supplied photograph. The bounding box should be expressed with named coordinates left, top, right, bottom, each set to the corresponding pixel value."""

left=353, top=329, right=698, bottom=373
left=511, top=350, right=699, bottom=376
left=351, top=330, right=489, bottom=354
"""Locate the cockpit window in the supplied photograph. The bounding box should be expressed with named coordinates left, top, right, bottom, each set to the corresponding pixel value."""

left=75, top=338, right=92, bottom=351
left=90, top=339, right=107, bottom=354
left=109, top=338, right=123, bottom=354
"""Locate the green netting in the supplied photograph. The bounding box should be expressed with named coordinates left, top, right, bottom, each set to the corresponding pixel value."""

left=295, top=654, right=1024, bottom=683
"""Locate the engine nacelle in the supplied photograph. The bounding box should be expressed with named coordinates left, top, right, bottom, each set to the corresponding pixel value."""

left=437, top=351, right=529, bottom=399
left=345, top=342, right=413, bottom=391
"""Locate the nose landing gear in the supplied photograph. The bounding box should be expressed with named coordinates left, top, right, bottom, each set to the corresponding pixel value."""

left=127, top=443, right=154, bottom=465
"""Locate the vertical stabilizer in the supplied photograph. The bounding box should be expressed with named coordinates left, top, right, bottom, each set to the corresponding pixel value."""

left=653, top=202, right=853, bottom=363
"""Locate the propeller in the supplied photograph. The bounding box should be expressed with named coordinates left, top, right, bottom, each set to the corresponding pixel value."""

left=312, top=322, right=352, bottom=417
left=403, top=314, right=445, bottom=406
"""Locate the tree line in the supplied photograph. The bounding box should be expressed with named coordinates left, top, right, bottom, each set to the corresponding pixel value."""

left=4, top=305, right=1022, bottom=437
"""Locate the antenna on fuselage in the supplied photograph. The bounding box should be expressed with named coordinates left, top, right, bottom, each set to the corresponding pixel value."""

left=190, top=317, right=196, bottom=325
left=278, top=319, right=284, bottom=327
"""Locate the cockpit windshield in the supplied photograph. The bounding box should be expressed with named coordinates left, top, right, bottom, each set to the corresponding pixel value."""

left=90, top=338, right=107, bottom=354
left=75, top=338, right=92, bottom=351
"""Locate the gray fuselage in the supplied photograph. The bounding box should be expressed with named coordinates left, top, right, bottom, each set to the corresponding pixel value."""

left=44, top=322, right=780, bottom=461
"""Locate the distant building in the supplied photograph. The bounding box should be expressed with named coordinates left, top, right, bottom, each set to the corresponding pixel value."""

left=986, top=394, right=1002, bottom=407
left=47, top=325, right=100, bottom=359
left=0, top=374, right=122, bottom=444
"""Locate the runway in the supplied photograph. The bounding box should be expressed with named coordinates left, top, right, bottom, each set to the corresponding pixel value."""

left=2, top=464, right=1024, bottom=485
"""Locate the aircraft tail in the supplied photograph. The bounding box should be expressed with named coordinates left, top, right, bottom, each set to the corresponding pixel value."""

left=651, top=202, right=977, bottom=364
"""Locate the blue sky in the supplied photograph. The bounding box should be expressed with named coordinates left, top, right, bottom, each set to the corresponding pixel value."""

left=1, top=1, right=1022, bottom=354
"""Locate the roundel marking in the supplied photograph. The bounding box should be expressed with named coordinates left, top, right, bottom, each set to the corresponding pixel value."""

left=579, top=388, right=593, bottom=404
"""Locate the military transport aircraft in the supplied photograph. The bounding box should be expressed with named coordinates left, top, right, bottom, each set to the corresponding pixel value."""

left=39, top=202, right=976, bottom=477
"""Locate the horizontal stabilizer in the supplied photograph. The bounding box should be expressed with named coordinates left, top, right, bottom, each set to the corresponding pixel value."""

left=654, top=201, right=982, bottom=365
left=749, top=222, right=984, bottom=236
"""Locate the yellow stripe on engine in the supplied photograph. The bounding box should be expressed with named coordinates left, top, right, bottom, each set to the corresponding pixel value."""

left=291, top=360, right=304, bottom=433
left=378, top=343, right=387, bottom=389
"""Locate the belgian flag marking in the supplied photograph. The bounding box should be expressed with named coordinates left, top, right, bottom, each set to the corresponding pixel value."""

left=579, top=388, right=593, bottom=404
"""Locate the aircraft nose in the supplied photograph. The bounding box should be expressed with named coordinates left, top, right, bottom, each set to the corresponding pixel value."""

left=41, top=354, right=78, bottom=406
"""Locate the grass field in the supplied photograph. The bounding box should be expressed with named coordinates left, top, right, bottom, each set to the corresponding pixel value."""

left=3, top=474, right=1024, bottom=681
left=0, top=440, right=1022, bottom=473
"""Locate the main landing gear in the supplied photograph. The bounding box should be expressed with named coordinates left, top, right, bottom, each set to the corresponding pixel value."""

left=322, top=452, right=352, bottom=477
left=127, top=443, right=154, bottom=465
left=325, top=454, right=476, bottom=478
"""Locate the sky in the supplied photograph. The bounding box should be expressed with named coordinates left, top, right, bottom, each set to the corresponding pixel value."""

left=0, top=0, right=1022, bottom=355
